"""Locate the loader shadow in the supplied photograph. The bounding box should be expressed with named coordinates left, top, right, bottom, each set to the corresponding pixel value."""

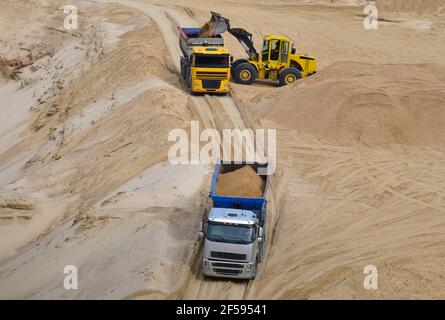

left=231, top=79, right=290, bottom=88
left=250, top=79, right=280, bottom=88
left=355, top=13, right=401, bottom=23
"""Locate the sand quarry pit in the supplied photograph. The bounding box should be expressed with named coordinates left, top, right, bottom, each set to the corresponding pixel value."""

left=0, top=0, right=445, bottom=300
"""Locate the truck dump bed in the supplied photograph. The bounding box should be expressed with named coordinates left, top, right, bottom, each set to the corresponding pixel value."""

left=179, top=28, right=225, bottom=59
left=209, top=161, right=268, bottom=222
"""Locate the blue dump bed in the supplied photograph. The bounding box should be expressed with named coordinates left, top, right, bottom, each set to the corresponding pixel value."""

left=209, top=161, right=268, bottom=224
left=180, top=27, right=201, bottom=38
left=178, top=27, right=225, bottom=59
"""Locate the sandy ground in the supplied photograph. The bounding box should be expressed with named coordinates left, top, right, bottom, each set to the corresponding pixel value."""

left=0, top=0, right=444, bottom=299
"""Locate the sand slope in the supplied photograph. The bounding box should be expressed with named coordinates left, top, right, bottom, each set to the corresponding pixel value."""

left=0, top=0, right=206, bottom=298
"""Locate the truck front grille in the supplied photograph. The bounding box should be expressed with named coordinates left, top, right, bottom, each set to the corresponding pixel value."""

left=212, top=262, right=244, bottom=269
left=201, top=80, right=221, bottom=89
left=214, top=268, right=242, bottom=275
left=196, top=71, right=227, bottom=80
left=210, top=251, right=247, bottom=261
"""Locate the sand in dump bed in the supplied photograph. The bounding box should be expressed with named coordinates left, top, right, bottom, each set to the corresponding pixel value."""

left=198, top=21, right=214, bottom=38
left=215, top=166, right=264, bottom=198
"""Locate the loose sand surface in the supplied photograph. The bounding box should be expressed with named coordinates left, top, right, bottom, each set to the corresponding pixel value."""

left=0, top=0, right=444, bottom=299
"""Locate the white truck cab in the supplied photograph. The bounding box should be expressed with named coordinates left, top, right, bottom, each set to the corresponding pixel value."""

left=200, top=207, right=264, bottom=279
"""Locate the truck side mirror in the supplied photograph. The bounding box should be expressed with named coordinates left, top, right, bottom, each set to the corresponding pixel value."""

left=230, top=56, right=234, bottom=63
left=198, top=221, right=204, bottom=237
left=259, top=227, right=264, bottom=238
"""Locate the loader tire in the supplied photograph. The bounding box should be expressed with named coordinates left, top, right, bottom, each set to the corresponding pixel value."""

left=230, top=59, right=248, bottom=77
left=278, top=67, right=301, bottom=86
left=233, top=62, right=257, bottom=85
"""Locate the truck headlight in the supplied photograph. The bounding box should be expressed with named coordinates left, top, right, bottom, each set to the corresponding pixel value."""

left=246, top=264, right=252, bottom=271
left=203, top=261, right=210, bottom=269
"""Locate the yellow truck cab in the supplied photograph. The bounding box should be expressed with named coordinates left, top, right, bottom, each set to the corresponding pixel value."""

left=179, top=27, right=231, bottom=95
left=190, top=46, right=231, bottom=94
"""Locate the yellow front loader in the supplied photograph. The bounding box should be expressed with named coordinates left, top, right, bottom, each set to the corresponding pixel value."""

left=211, top=13, right=317, bottom=86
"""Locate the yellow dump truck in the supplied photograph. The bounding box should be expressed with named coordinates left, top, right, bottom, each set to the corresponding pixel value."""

left=179, top=27, right=231, bottom=95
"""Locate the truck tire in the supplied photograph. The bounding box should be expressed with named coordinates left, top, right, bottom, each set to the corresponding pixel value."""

left=185, top=67, right=192, bottom=88
left=258, top=237, right=264, bottom=262
left=180, top=57, right=189, bottom=79
left=186, top=67, right=199, bottom=95
left=233, top=62, right=257, bottom=85
left=251, top=255, right=260, bottom=279
left=230, top=59, right=248, bottom=77
left=278, top=67, right=301, bottom=86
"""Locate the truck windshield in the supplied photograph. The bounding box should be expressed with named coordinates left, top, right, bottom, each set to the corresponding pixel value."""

left=194, top=54, right=229, bottom=68
left=206, top=222, right=255, bottom=244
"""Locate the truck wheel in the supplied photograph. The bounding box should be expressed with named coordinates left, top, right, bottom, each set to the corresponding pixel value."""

left=230, top=59, right=248, bottom=77
left=181, top=58, right=190, bottom=79
left=258, top=240, right=264, bottom=262
left=252, top=256, right=260, bottom=279
left=180, top=58, right=185, bottom=79
left=278, top=67, right=301, bottom=86
left=185, top=67, right=192, bottom=88
left=233, top=62, right=257, bottom=85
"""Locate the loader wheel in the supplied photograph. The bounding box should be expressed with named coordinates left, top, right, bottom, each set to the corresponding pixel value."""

left=230, top=59, right=248, bottom=77
left=233, top=62, right=257, bottom=85
left=278, top=67, right=301, bottom=86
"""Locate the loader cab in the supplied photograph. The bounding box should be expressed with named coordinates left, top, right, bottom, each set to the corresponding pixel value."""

left=260, top=35, right=291, bottom=73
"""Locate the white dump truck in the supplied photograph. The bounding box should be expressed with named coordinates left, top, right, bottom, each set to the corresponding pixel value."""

left=199, top=161, right=268, bottom=279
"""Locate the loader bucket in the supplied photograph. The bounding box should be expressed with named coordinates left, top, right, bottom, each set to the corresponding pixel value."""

left=198, top=11, right=230, bottom=38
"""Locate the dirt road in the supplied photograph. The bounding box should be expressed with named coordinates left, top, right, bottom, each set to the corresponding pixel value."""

left=91, top=0, right=278, bottom=299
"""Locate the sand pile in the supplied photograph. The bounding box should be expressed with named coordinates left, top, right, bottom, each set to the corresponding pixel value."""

left=378, top=0, right=445, bottom=16
left=216, top=166, right=265, bottom=198
left=258, top=62, right=445, bottom=146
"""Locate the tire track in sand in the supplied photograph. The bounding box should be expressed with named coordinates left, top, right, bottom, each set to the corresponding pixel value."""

left=160, top=4, right=253, bottom=300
